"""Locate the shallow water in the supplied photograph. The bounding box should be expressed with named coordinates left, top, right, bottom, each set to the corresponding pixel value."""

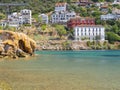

left=0, top=50, right=120, bottom=90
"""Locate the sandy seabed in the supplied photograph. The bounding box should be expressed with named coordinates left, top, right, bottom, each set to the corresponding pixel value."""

left=0, top=67, right=120, bottom=90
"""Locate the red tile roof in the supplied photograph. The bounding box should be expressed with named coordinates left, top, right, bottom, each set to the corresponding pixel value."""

left=55, top=2, right=67, bottom=6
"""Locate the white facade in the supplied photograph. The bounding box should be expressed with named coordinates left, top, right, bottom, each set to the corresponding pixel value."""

left=55, top=3, right=67, bottom=12
left=0, top=20, right=7, bottom=27
left=112, top=8, right=120, bottom=14
left=100, top=14, right=116, bottom=20
left=74, top=25, right=105, bottom=41
left=8, top=12, right=23, bottom=27
left=113, top=0, right=120, bottom=4
left=51, top=11, right=76, bottom=23
left=7, top=9, right=32, bottom=27
left=39, top=14, right=48, bottom=24
left=20, top=9, right=32, bottom=25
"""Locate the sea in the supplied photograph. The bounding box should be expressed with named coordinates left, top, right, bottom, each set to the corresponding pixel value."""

left=0, top=50, right=120, bottom=90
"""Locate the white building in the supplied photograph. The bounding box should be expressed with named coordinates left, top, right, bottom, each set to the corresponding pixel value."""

left=51, top=11, right=76, bottom=23
left=6, top=9, right=32, bottom=27
left=51, top=2, right=76, bottom=23
left=100, top=14, right=116, bottom=20
left=112, top=8, right=120, bottom=14
left=74, top=25, right=105, bottom=41
left=20, top=9, right=32, bottom=25
left=113, top=0, right=120, bottom=4
left=8, top=12, right=23, bottom=27
left=0, top=20, right=7, bottom=27
left=39, top=14, right=48, bottom=24
left=55, top=3, right=67, bottom=12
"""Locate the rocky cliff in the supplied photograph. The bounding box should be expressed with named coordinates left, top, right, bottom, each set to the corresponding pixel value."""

left=0, top=30, right=36, bottom=58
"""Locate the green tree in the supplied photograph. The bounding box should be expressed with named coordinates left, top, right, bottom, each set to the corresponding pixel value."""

left=106, top=32, right=120, bottom=43
left=0, top=13, right=5, bottom=20
left=112, top=24, right=119, bottom=34
left=55, top=25, right=67, bottom=39
left=41, top=24, right=47, bottom=31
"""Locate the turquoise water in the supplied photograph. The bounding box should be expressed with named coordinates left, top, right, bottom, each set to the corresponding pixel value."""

left=0, top=50, right=120, bottom=90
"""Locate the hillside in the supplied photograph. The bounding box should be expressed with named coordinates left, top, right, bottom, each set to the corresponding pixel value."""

left=0, top=0, right=69, bottom=14
left=0, top=0, right=114, bottom=14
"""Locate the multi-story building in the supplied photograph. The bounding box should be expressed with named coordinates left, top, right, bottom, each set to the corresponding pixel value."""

left=79, top=0, right=93, bottom=6
left=100, top=5, right=108, bottom=13
left=112, top=8, right=120, bottom=14
left=8, top=12, right=23, bottom=27
left=100, top=14, right=116, bottom=20
left=74, top=25, right=105, bottom=41
left=51, top=11, right=76, bottom=23
left=51, top=2, right=76, bottom=24
left=113, top=0, right=120, bottom=4
left=55, top=2, right=67, bottom=12
left=20, top=9, right=32, bottom=25
left=39, top=14, right=48, bottom=24
left=5, top=9, right=32, bottom=27
left=67, top=17, right=95, bottom=28
left=0, top=20, right=7, bottom=27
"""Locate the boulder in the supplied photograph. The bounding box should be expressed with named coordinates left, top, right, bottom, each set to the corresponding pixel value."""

left=0, top=30, right=36, bottom=58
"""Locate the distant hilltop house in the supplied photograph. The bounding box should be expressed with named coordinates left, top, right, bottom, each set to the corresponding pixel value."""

left=55, top=2, right=67, bottom=12
left=51, top=2, right=76, bottom=24
left=67, top=17, right=105, bottom=41
left=39, top=14, right=48, bottom=24
left=71, top=0, right=93, bottom=6
left=112, top=8, right=120, bottom=15
left=0, top=20, right=7, bottom=27
left=2, top=9, right=32, bottom=27
left=20, top=9, right=32, bottom=25
left=100, top=14, right=117, bottom=20
left=79, top=0, right=93, bottom=6
left=51, top=11, right=76, bottom=24
left=112, top=8, right=120, bottom=20
left=100, top=5, right=108, bottom=13
left=8, top=12, right=23, bottom=27
left=113, top=0, right=120, bottom=4
left=101, top=8, right=120, bottom=20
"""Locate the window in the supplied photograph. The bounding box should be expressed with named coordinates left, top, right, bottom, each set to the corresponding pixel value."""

left=81, top=33, right=83, bottom=36
left=77, top=29, right=79, bottom=33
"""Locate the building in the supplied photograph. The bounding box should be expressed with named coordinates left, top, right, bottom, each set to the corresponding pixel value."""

left=0, top=20, right=7, bottom=27
left=79, top=0, right=93, bottom=6
left=67, top=17, right=95, bottom=28
left=8, top=12, right=23, bottom=27
left=51, top=11, right=76, bottom=23
left=71, top=0, right=79, bottom=5
left=20, top=9, right=32, bottom=25
left=100, top=5, right=108, bottom=13
left=55, top=2, right=67, bottom=12
left=101, top=14, right=117, bottom=20
left=74, top=25, right=105, bottom=41
left=39, top=14, right=48, bottom=24
left=113, top=0, right=120, bottom=4
left=51, top=2, right=76, bottom=24
left=112, top=8, right=120, bottom=14
left=4, top=9, right=32, bottom=27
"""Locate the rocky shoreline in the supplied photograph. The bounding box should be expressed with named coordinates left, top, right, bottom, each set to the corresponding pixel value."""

left=36, top=40, right=107, bottom=51
left=0, top=30, right=36, bottom=59
left=36, top=40, right=120, bottom=51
